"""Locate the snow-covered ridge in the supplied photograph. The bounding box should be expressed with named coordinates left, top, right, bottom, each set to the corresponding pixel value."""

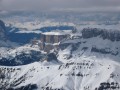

left=0, top=57, right=120, bottom=90
left=57, top=28, right=120, bottom=64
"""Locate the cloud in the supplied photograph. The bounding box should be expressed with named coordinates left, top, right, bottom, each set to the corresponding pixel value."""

left=0, top=0, right=120, bottom=12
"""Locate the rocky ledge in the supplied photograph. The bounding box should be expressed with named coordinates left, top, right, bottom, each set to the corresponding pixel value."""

left=82, top=28, right=120, bottom=41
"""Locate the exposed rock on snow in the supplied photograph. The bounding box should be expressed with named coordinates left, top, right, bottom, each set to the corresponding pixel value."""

left=0, top=57, right=120, bottom=90
left=82, top=28, right=120, bottom=41
left=39, top=31, right=70, bottom=53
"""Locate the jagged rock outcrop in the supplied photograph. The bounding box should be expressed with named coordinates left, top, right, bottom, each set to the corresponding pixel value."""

left=39, top=33, right=69, bottom=53
left=91, top=46, right=119, bottom=56
left=47, top=53, right=58, bottom=61
left=82, top=28, right=120, bottom=41
left=0, top=20, right=6, bottom=40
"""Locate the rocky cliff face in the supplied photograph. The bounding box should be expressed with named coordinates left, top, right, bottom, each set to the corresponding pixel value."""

left=39, top=33, right=69, bottom=53
left=40, top=33, right=69, bottom=43
left=0, top=20, right=6, bottom=40
left=82, top=28, right=120, bottom=41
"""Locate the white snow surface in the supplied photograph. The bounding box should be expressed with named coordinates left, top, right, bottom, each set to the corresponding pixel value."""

left=42, top=30, right=72, bottom=35
left=0, top=56, right=120, bottom=90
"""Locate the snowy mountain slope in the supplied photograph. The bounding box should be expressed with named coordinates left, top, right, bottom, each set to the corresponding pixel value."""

left=0, top=44, right=61, bottom=66
left=0, top=20, right=60, bottom=66
left=0, top=20, right=19, bottom=47
left=1, top=19, right=120, bottom=90
left=0, top=20, right=43, bottom=66
left=0, top=28, right=120, bottom=90
left=0, top=44, right=41, bottom=66
left=58, top=28, right=120, bottom=63
left=0, top=45, right=39, bottom=66
left=0, top=57, right=120, bottom=90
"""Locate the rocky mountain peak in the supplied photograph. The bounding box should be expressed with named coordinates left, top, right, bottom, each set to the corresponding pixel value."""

left=81, top=28, right=120, bottom=41
left=39, top=32, right=70, bottom=53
